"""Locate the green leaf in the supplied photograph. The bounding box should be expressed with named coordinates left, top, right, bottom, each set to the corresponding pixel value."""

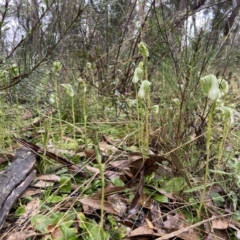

left=15, top=206, right=25, bottom=216
left=232, top=211, right=240, bottom=221
left=111, top=178, right=125, bottom=187
left=59, top=225, right=77, bottom=240
left=210, top=192, right=225, bottom=207
left=60, top=176, right=72, bottom=193
left=85, top=219, right=110, bottom=240
left=46, top=195, right=64, bottom=203
left=31, top=214, right=56, bottom=233
left=78, top=212, right=87, bottom=229
left=107, top=215, right=117, bottom=227
left=164, top=177, right=186, bottom=193
left=153, top=194, right=168, bottom=203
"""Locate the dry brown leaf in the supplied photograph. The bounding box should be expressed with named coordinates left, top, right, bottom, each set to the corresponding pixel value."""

left=104, top=170, right=121, bottom=179
left=93, top=186, right=127, bottom=197
left=109, top=160, right=128, bottom=169
left=21, top=188, right=44, bottom=198
left=211, top=216, right=229, bottom=229
left=145, top=218, right=154, bottom=229
left=99, top=141, right=117, bottom=153
left=128, top=224, right=162, bottom=237
left=48, top=224, right=62, bottom=239
left=108, top=194, right=128, bottom=216
left=0, top=153, right=14, bottom=164
left=163, top=214, right=179, bottom=232
left=79, top=197, right=119, bottom=215
left=84, top=149, right=96, bottom=159
left=36, top=174, right=60, bottom=182
left=155, top=215, right=230, bottom=240
left=150, top=200, right=163, bottom=227
left=138, top=194, right=152, bottom=208
left=205, top=229, right=229, bottom=240
left=16, top=198, right=40, bottom=224
left=85, top=165, right=100, bottom=174
left=4, top=230, right=38, bottom=240
left=178, top=231, right=200, bottom=240
left=33, top=180, right=54, bottom=188
left=127, top=153, right=172, bottom=177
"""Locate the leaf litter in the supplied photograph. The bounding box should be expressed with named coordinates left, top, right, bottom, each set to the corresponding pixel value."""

left=0, top=133, right=239, bottom=240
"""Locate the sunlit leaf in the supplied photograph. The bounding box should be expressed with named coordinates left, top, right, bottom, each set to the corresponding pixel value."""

left=59, top=176, right=71, bottom=193
left=46, top=195, right=64, bottom=203
left=154, top=194, right=168, bottom=203
left=111, top=178, right=125, bottom=187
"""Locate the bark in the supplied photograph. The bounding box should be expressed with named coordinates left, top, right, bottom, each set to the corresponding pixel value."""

left=0, top=147, right=36, bottom=228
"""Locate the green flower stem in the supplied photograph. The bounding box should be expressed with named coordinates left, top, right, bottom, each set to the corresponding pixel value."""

left=83, top=88, right=87, bottom=149
left=71, top=96, right=76, bottom=141
left=218, top=120, right=230, bottom=168
left=143, top=56, right=149, bottom=159
left=197, top=100, right=216, bottom=219
left=94, top=141, right=105, bottom=239
left=134, top=82, right=142, bottom=149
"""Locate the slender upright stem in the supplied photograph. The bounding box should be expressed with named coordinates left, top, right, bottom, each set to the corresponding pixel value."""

left=197, top=100, right=216, bottom=219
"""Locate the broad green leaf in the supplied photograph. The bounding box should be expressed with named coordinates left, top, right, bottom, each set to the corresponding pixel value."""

left=78, top=212, right=87, bottom=229
left=46, top=195, right=64, bottom=203
left=59, top=176, right=71, bottom=193
left=210, top=192, right=225, bottom=207
left=31, top=214, right=56, bottom=233
left=85, top=219, right=110, bottom=240
left=164, top=177, right=186, bottom=193
left=154, top=194, right=168, bottom=203
left=59, top=226, right=77, bottom=240
left=111, top=178, right=125, bottom=187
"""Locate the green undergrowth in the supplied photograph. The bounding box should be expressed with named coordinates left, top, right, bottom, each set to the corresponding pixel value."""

left=1, top=48, right=240, bottom=239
